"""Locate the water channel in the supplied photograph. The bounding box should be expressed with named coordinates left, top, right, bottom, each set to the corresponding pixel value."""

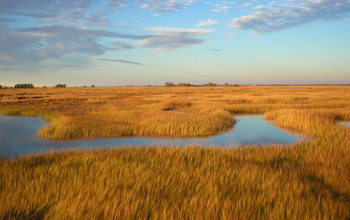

left=0, top=115, right=303, bottom=158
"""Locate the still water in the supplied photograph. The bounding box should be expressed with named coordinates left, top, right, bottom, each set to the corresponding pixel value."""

left=341, top=122, right=350, bottom=127
left=0, top=115, right=302, bottom=158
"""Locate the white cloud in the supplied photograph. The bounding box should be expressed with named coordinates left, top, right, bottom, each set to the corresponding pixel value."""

left=197, top=19, right=219, bottom=27
left=107, top=0, right=127, bottom=8
left=136, top=0, right=197, bottom=12
left=0, top=25, right=147, bottom=68
left=0, top=0, right=197, bottom=23
left=0, top=0, right=96, bottom=21
left=139, top=27, right=213, bottom=52
left=233, top=0, right=350, bottom=33
left=95, top=57, right=143, bottom=65
left=205, top=0, right=238, bottom=13
left=115, top=42, right=134, bottom=50
left=0, top=25, right=214, bottom=69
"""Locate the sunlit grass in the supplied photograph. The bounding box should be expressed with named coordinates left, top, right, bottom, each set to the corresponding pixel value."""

left=0, top=85, right=349, bottom=140
left=0, top=85, right=350, bottom=219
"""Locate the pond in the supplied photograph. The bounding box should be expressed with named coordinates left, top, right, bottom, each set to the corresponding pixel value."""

left=341, top=122, right=350, bottom=127
left=0, top=115, right=302, bottom=158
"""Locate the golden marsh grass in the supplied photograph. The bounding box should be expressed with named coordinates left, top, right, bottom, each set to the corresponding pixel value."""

left=0, top=85, right=350, bottom=219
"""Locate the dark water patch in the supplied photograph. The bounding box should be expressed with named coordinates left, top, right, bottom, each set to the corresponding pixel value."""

left=0, top=115, right=302, bottom=158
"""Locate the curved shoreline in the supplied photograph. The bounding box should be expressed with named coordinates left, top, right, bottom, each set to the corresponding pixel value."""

left=0, top=115, right=303, bottom=158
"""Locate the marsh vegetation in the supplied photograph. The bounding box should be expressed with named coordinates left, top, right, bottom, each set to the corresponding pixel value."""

left=0, top=86, right=349, bottom=140
left=0, top=85, right=350, bottom=219
left=0, top=115, right=302, bottom=157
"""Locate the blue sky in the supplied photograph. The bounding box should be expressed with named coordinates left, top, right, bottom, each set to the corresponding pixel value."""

left=0, top=0, right=349, bottom=86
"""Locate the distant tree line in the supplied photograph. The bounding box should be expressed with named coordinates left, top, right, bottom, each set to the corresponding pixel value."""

left=0, top=85, right=11, bottom=89
left=55, top=84, right=66, bottom=88
left=165, top=82, right=197, bottom=87
left=1, top=84, right=97, bottom=88
left=14, top=83, right=34, bottom=88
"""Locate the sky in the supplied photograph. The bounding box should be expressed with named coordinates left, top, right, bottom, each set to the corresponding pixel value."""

left=0, top=0, right=350, bottom=86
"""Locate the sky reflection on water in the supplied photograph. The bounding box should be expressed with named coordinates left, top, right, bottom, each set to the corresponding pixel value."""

left=341, top=122, right=350, bottom=127
left=0, top=115, right=302, bottom=158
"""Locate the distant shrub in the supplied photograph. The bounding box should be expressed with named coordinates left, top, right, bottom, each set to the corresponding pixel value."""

left=165, top=82, right=175, bottom=86
left=55, top=84, right=66, bottom=88
left=14, top=83, right=34, bottom=88
left=177, top=83, right=192, bottom=86
left=204, top=82, right=217, bottom=86
left=0, top=85, right=9, bottom=89
left=165, top=82, right=194, bottom=87
left=91, top=85, right=95, bottom=87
